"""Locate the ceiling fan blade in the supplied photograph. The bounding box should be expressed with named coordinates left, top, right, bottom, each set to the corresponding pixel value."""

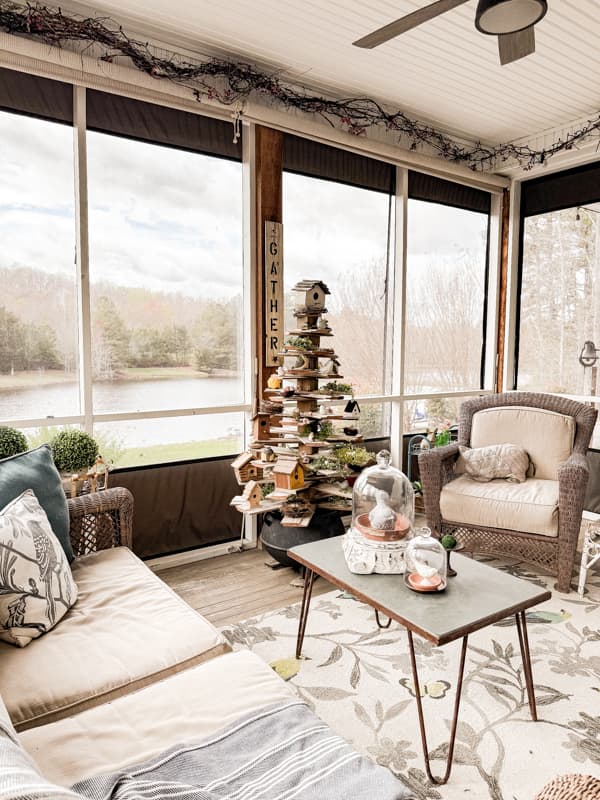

left=353, top=0, right=470, bottom=49
left=497, top=26, right=536, bottom=65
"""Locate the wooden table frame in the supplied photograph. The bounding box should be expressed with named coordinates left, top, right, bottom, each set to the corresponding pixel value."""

left=292, top=554, right=549, bottom=786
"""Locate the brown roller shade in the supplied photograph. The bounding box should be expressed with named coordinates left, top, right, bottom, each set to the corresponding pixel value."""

left=408, top=170, right=491, bottom=214
left=283, top=132, right=395, bottom=194
left=86, top=89, right=242, bottom=160
left=0, top=67, right=72, bottom=123
left=521, top=160, right=600, bottom=217
left=111, top=456, right=242, bottom=559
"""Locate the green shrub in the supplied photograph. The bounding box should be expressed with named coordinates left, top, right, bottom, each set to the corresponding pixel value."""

left=50, top=429, right=99, bottom=473
left=0, top=427, right=28, bottom=459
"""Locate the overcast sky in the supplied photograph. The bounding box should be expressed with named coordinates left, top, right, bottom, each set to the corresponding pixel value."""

left=0, top=109, right=487, bottom=304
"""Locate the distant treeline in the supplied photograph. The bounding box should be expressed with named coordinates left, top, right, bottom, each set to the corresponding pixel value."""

left=0, top=266, right=240, bottom=377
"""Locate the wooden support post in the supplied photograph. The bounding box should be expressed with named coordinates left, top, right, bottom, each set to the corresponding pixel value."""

left=255, top=125, right=283, bottom=400
left=495, top=188, right=510, bottom=392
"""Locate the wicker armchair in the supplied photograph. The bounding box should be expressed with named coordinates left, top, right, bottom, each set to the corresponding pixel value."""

left=418, top=393, right=597, bottom=593
left=67, top=486, right=134, bottom=556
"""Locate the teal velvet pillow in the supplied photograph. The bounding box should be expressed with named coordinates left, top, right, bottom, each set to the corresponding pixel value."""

left=0, top=445, right=73, bottom=562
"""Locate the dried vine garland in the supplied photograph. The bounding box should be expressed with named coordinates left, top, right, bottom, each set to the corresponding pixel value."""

left=0, top=0, right=597, bottom=171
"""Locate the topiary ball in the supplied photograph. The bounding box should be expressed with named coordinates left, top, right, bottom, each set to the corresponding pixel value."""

left=0, top=426, right=28, bottom=459
left=441, top=534, right=457, bottom=550
left=50, top=429, right=99, bottom=474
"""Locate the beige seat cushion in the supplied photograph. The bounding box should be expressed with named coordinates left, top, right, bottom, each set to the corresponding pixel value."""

left=440, top=475, right=559, bottom=537
left=470, top=406, right=575, bottom=480
left=0, top=547, right=229, bottom=731
left=19, top=650, right=294, bottom=788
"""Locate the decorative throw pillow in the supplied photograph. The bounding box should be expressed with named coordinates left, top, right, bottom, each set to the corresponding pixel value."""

left=0, top=490, right=78, bottom=648
left=0, top=444, right=73, bottom=561
left=458, top=444, right=530, bottom=483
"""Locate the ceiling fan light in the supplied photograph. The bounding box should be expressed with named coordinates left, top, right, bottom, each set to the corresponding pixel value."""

left=475, top=0, right=547, bottom=35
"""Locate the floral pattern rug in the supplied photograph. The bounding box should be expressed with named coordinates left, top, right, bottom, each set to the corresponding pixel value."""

left=221, top=555, right=600, bottom=800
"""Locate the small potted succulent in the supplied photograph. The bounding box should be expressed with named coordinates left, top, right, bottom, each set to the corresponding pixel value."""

left=50, top=429, right=99, bottom=474
left=0, top=426, right=28, bottom=459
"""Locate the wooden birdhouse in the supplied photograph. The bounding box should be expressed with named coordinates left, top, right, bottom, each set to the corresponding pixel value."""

left=231, top=451, right=258, bottom=484
left=252, top=412, right=271, bottom=441
left=242, top=480, right=263, bottom=508
left=292, top=280, right=330, bottom=313
left=273, top=459, right=305, bottom=491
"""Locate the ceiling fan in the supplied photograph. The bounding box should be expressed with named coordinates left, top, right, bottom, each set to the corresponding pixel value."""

left=353, top=0, right=548, bottom=65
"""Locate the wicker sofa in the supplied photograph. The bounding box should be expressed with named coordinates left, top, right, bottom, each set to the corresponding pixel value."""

left=0, top=487, right=410, bottom=799
left=418, top=393, right=598, bottom=593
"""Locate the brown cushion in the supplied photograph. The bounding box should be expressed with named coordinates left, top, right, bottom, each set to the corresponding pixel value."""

left=457, top=443, right=530, bottom=483
left=0, top=547, right=229, bottom=731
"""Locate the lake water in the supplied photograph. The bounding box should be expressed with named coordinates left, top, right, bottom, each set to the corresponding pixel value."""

left=0, top=376, right=244, bottom=447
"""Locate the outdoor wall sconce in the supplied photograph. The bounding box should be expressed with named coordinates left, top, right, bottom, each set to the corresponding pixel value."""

left=579, top=341, right=599, bottom=368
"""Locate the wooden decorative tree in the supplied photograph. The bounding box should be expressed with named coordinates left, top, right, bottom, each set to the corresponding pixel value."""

left=231, top=280, right=363, bottom=526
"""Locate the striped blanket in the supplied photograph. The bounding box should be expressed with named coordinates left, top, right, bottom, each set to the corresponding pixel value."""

left=73, top=701, right=413, bottom=800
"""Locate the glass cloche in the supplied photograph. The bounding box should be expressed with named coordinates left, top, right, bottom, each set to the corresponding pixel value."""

left=343, top=450, right=414, bottom=574
left=405, top=526, right=447, bottom=591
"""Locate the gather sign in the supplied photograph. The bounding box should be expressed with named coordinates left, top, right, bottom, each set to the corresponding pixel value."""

left=265, top=221, right=284, bottom=367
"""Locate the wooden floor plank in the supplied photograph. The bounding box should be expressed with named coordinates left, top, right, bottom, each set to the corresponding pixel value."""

left=156, top=547, right=333, bottom=627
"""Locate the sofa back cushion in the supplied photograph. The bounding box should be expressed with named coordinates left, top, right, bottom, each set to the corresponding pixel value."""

left=0, top=445, right=72, bottom=561
left=470, top=406, right=575, bottom=480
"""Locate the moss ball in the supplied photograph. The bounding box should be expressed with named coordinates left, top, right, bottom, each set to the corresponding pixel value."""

left=441, top=534, right=457, bottom=550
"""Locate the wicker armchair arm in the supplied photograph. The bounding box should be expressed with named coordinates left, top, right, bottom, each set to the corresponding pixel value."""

left=556, top=452, right=590, bottom=591
left=417, top=443, right=460, bottom=534
left=68, top=487, right=133, bottom=557
left=557, top=452, right=590, bottom=483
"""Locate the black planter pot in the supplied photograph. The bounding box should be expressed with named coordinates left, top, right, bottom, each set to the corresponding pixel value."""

left=261, top=509, right=345, bottom=569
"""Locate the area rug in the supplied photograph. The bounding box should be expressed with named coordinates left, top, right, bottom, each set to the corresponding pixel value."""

left=221, top=555, right=600, bottom=800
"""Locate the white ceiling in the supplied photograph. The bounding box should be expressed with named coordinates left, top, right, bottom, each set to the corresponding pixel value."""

left=66, top=0, right=600, bottom=146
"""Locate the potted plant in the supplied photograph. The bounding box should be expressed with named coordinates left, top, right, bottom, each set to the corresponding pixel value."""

left=0, top=426, right=28, bottom=459
left=334, top=444, right=375, bottom=471
left=50, top=429, right=99, bottom=474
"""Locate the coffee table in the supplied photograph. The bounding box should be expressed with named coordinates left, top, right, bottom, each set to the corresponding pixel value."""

left=288, top=536, right=551, bottom=786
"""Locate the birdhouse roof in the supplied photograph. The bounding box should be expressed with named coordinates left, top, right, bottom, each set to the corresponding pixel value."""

left=292, top=280, right=330, bottom=295
left=231, top=452, right=254, bottom=469
left=242, top=480, right=261, bottom=498
left=273, top=459, right=302, bottom=475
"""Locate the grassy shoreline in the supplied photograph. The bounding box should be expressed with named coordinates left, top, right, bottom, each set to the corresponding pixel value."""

left=0, top=366, right=239, bottom=392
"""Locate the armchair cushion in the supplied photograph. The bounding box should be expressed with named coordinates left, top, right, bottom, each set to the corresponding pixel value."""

left=0, top=491, right=78, bottom=648
left=440, top=475, right=559, bottom=536
left=457, top=443, right=530, bottom=483
left=470, top=406, right=575, bottom=480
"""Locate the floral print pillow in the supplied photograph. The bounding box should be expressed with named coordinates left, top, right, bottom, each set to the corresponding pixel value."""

left=458, top=443, right=530, bottom=483
left=0, top=490, right=78, bottom=647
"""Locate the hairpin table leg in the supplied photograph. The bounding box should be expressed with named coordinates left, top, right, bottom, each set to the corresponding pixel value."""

left=407, top=630, right=469, bottom=785
left=295, top=569, right=315, bottom=659
left=515, top=610, right=537, bottom=721
left=375, top=609, right=392, bottom=629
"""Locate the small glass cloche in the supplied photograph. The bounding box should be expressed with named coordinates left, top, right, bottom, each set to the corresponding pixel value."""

left=405, top=526, right=447, bottom=591
left=352, top=450, right=414, bottom=542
